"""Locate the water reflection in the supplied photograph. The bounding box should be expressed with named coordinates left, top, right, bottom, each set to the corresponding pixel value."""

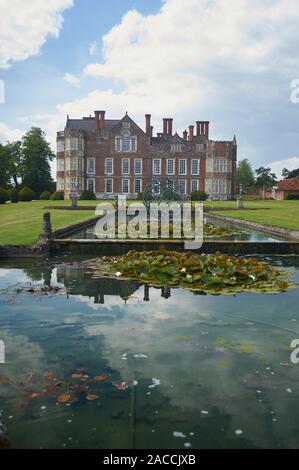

left=0, top=257, right=299, bottom=449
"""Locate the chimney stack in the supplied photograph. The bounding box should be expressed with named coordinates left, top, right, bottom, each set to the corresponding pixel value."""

left=196, top=121, right=210, bottom=138
left=188, top=125, right=194, bottom=141
left=99, top=111, right=105, bottom=130
left=145, top=114, right=151, bottom=137
left=150, top=126, right=153, bottom=137
left=183, top=130, right=188, bottom=140
left=95, top=111, right=100, bottom=128
left=167, top=118, right=173, bottom=136
left=95, top=110, right=105, bottom=130
left=163, top=118, right=168, bottom=135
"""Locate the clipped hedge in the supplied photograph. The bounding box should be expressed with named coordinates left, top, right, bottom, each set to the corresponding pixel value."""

left=19, top=187, right=36, bottom=202
left=191, top=190, right=208, bottom=201
left=9, top=188, right=19, bottom=203
left=0, top=187, right=10, bottom=204
left=40, top=191, right=52, bottom=200
left=50, top=191, right=64, bottom=201
left=79, top=190, right=96, bottom=201
left=286, top=192, right=299, bottom=200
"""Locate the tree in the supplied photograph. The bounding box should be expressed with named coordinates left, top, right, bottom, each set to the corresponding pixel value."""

left=236, top=159, right=255, bottom=188
left=282, top=168, right=290, bottom=179
left=287, top=168, right=299, bottom=179
left=0, top=143, right=10, bottom=187
left=21, top=127, right=55, bottom=193
left=6, top=141, right=23, bottom=188
left=255, top=167, right=278, bottom=188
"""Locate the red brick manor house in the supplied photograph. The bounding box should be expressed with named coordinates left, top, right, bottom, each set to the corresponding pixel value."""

left=56, top=111, right=237, bottom=200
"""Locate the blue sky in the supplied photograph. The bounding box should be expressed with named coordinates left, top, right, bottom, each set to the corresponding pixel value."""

left=0, top=0, right=299, bottom=179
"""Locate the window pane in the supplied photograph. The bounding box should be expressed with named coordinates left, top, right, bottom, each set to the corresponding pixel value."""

left=167, top=159, right=174, bottom=175
left=179, top=160, right=186, bottom=175
left=122, top=159, right=130, bottom=175
left=134, top=159, right=142, bottom=175
left=153, top=159, right=161, bottom=175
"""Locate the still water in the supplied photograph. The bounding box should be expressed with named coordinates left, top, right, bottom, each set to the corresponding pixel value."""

left=65, top=222, right=286, bottom=242
left=0, top=256, right=299, bottom=449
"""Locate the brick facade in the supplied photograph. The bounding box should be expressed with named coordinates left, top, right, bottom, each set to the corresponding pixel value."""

left=56, top=111, right=237, bottom=200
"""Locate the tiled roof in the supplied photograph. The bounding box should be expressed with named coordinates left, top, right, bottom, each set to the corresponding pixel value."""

left=277, top=178, right=299, bottom=191
left=66, top=118, right=120, bottom=132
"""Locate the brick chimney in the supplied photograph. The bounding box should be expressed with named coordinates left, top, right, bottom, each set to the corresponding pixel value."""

left=150, top=126, right=153, bottom=137
left=188, top=125, right=194, bottom=141
left=145, top=114, right=151, bottom=136
left=167, top=119, right=173, bottom=136
left=183, top=130, right=188, bottom=140
left=95, top=111, right=100, bottom=128
left=99, top=110, right=105, bottom=130
left=196, top=121, right=210, bottom=138
left=163, top=118, right=168, bottom=135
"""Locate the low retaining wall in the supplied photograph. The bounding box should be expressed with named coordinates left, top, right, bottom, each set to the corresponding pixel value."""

left=52, top=239, right=299, bottom=256
left=45, top=206, right=97, bottom=211
left=206, top=213, right=299, bottom=240
left=53, top=217, right=100, bottom=238
left=0, top=245, right=37, bottom=258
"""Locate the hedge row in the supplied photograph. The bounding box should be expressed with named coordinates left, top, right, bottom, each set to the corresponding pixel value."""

left=0, top=187, right=66, bottom=204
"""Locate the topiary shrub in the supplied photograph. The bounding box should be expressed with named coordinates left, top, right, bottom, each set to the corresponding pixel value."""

left=19, top=187, right=36, bottom=202
left=0, top=187, right=9, bottom=204
left=40, top=191, right=52, bottom=200
left=9, top=188, right=19, bottom=203
left=79, top=190, right=96, bottom=201
left=50, top=191, right=64, bottom=201
left=191, top=190, right=208, bottom=201
left=286, top=192, right=299, bottom=200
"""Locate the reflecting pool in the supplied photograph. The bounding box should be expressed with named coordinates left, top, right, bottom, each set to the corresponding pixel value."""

left=64, top=222, right=287, bottom=242
left=0, top=256, right=299, bottom=449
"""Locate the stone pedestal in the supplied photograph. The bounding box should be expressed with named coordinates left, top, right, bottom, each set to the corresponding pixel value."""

left=237, top=198, right=244, bottom=210
left=35, top=212, right=52, bottom=256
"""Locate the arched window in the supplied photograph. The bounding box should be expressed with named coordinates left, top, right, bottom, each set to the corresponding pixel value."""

left=122, top=131, right=131, bottom=152
left=115, top=131, right=137, bottom=152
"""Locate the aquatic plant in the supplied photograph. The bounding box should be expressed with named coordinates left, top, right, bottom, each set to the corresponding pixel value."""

left=88, top=250, right=295, bottom=295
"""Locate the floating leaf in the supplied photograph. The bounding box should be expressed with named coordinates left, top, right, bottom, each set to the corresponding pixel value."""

left=176, top=336, right=190, bottom=342
left=58, top=393, right=71, bottom=403
left=95, top=374, right=110, bottom=382
left=71, top=373, right=83, bottom=379
left=86, top=394, right=98, bottom=401
left=112, top=381, right=128, bottom=391
left=44, top=372, right=54, bottom=380
left=0, top=376, right=9, bottom=384
left=216, top=359, right=229, bottom=368
left=15, top=401, right=27, bottom=409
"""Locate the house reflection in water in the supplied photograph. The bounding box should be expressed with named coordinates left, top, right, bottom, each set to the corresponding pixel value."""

left=56, top=266, right=173, bottom=305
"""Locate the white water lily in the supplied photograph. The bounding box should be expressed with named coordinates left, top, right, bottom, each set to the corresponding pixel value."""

left=181, top=268, right=186, bottom=273
left=115, top=272, right=122, bottom=277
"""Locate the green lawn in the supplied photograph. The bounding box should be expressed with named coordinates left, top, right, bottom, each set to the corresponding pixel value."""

left=1, top=199, right=299, bottom=246
left=204, top=200, right=299, bottom=231
left=0, top=201, right=95, bottom=245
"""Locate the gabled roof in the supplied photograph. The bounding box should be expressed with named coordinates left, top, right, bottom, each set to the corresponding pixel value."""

left=277, top=178, right=299, bottom=191
left=65, top=117, right=121, bottom=132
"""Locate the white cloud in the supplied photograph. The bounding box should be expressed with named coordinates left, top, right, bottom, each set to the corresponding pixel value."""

left=0, top=122, right=24, bottom=142
left=63, top=72, right=81, bottom=87
left=0, top=0, right=74, bottom=69
left=268, top=157, right=299, bottom=179
left=13, top=0, right=299, bottom=178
